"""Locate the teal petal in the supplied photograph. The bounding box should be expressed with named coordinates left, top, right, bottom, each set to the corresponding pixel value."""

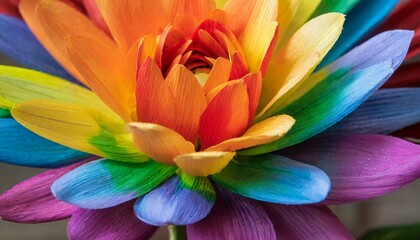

left=318, top=0, right=399, bottom=68
left=325, top=88, right=420, bottom=135
left=0, top=118, right=88, bottom=168
left=51, top=159, right=176, bottom=209
left=311, top=0, right=360, bottom=17
left=212, top=154, right=330, bottom=204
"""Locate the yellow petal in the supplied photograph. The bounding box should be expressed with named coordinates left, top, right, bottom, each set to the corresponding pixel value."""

left=224, top=0, right=278, bottom=72
left=19, top=0, right=84, bottom=82
left=174, top=151, right=235, bottom=177
left=65, top=35, right=134, bottom=122
left=129, top=122, right=195, bottom=165
left=215, top=0, right=228, bottom=9
left=206, top=115, right=295, bottom=151
left=277, top=0, right=300, bottom=46
left=95, top=0, right=168, bottom=52
left=224, top=0, right=277, bottom=36
left=0, top=65, right=111, bottom=116
left=11, top=100, right=147, bottom=162
left=257, top=13, right=345, bottom=120
left=277, top=0, right=321, bottom=47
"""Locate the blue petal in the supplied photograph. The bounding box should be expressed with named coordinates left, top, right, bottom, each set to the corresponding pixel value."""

left=325, top=88, right=420, bottom=135
left=318, top=0, right=399, bottom=68
left=0, top=14, right=75, bottom=81
left=212, top=155, right=331, bottom=204
left=51, top=159, right=176, bottom=209
left=134, top=171, right=215, bottom=226
left=0, top=118, right=88, bottom=168
left=240, top=30, right=413, bottom=155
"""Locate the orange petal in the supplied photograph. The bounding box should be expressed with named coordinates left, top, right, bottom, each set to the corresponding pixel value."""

left=19, top=0, right=85, bottom=83
left=229, top=51, right=249, bottom=79
left=129, top=122, right=195, bottom=165
left=202, top=57, right=232, bottom=94
left=173, top=14, right=199, bottom=37
left=242, top=72, right=262, bottom=126
left=164, top=64, right=207, bottom=142
left=136, top=58, right=176, bottom=128
left=136, top=35, right=158, bottom=66
left=199, top=80, right=249, bottom=150
left=162, top=0, right=215, bottom=22
left=65, top=35, right=134, bottom=122
left=206, top=115, right=295, bottom=151
left=82, top=0, right=110, bottom=34
left=95, top=0, right=168, bottom=52
left=174, top=151, right=235, bottom=176
left=206, top=9, right=226, bottom=23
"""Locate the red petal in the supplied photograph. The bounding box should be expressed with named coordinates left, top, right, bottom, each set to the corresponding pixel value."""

left=199, top=80, right=249, bottom=150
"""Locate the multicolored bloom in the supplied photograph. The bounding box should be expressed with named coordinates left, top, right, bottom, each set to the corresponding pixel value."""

left=0, top=0, right=420, bottom=239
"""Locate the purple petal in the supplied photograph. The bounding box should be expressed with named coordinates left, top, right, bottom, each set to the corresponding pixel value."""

left=134, top=173, right=215, bottom=226
left=262, top=204, right=353, bottom=240
left=0, top=162, right=84, bottom=223
left=0, top=14, right=76, bottom=81
left=282, top=134, right=420, bottom=204
left=68, top=201, right=157, bottom=240
left=187, top=188, right=276, bottom=240
left=325, top=88, right=420, bottom=135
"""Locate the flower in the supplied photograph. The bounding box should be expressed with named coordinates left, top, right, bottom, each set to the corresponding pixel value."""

left=0, top=0, right=420, bottom=239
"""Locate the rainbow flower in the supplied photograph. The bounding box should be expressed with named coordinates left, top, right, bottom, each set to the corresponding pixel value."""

left=1, top=0, right=420, bottom=239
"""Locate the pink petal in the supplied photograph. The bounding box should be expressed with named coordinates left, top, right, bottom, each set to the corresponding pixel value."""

left=0, top=162, right=85, bottom=223
left=68, top=201, right=157, bottom=240
left=187, top=188, right=276, bottom=240
left=262, top=204, right=353, bottom=240
left=283, top=134, right=420, bottom=204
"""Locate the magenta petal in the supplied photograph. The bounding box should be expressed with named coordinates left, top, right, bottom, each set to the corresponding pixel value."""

left=187, top=188, right=276, bottom=240
left=283, top=134, right=420, bottom=204
left=0, top=162, right=82, bottom=223
left=68, top=201, right=157, bottom=240
left=262, top=204, right=353, bottom=240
